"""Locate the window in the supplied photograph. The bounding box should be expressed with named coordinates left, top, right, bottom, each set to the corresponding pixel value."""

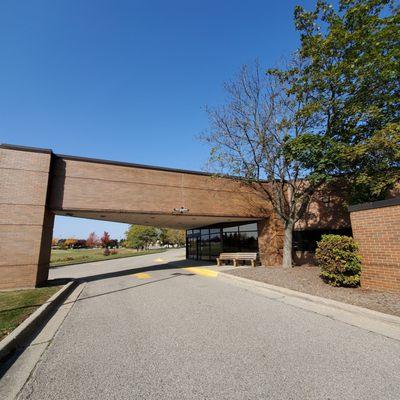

left=186, top=221, right=259, bottom=261
left=293, top=228, right=352, bottom=252
left=222, top=232, right=237, bottom=252
left=238, top=222, right=258, bottom=232
left=187, top=237, right=198, bottom=259
left=238, top=231, right=258, bottom=251
left=223, top=226, right=239, bottom=233
left=200, top=234, right=211, bottom=260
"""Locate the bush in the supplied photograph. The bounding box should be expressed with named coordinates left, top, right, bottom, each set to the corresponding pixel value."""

left=103, top=248, right=110, bottom=256
left=315, top=235, right=361, bottom=287
left=110, top=249, right=118, bottom=255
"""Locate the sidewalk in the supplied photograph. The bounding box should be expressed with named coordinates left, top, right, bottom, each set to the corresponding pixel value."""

left=218, top=270, right=400, bottom=342
left=225, top=265, right=400, bottom=317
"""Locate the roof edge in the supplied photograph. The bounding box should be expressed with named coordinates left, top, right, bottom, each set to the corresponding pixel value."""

left=55, top=153, right=217, bottom=177
left=348, top=197, right=400, bottom=212
left=1, top=143, right=53, bottom=154
left=1, top=143, right=216, bottom=177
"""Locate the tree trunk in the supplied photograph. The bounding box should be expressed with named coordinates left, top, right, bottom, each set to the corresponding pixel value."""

left=282, top=221, right=294, bottom=268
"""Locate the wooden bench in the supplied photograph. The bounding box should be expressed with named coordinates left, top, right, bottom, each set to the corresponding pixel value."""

left=234, top=252, right=258, bottom=267
left=216, top=253, right=239, bottom=267
left=216, top=252, right=258, bottom=267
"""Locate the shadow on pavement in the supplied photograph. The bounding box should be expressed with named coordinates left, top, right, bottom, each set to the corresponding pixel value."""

left=47, top=258, right=214, bottom=286
left=72, top=272, right=196, bottom=304
left=55, top=258, right=214, bottom=303
left=0, top=258, right=214, bottom=377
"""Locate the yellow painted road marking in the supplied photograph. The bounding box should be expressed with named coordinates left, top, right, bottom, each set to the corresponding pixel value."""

left=133, top=272, right=151, bottom=279
left=184, top=267, right=219, bottom=278
left=154, top=258, right=165, bottom=263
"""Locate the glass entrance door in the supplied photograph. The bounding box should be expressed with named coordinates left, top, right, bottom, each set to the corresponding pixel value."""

left=187, top=235, right=200, bottom=260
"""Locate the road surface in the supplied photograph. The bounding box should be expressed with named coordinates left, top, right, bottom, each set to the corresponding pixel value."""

left=13, top=249, right=400, bottom=399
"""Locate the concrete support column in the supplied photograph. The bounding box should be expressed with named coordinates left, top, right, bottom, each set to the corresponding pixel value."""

left=257, top=216, right=284, bottom=266
left=0, top=146, right=54, bottom=289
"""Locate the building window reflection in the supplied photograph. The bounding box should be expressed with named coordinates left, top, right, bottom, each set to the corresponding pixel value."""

left=186, top=221, right=258, bottom=261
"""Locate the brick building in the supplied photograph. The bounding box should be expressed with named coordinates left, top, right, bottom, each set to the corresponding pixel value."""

left=1, top=143, right=398, bottom=292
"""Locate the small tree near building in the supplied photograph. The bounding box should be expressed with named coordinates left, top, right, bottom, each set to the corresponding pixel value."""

left=204, top=0, right=400, bottom=267
left=203, top=61, right=330, bottom=267
left=316, top=235, right=361, bottom=287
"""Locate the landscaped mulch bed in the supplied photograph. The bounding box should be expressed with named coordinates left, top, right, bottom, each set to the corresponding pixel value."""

left=226, top=266, right=400, bottom=317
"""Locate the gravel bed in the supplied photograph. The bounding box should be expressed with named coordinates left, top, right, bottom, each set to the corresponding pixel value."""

left=226, top=266, right=400, bottom=317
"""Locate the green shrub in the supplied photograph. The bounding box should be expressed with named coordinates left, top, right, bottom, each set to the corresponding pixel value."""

left=315, top=235, right=361, bottom=287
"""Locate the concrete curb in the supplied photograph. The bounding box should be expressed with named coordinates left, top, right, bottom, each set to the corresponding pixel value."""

left=219, top=271, right=400, bottom=340
left=0, top=281, right=76, bottom=362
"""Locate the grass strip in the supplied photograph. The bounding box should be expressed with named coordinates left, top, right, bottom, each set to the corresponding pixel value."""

left=50, top=249, right=168, bottom=267
left=0, top=286, right=61, bottom=341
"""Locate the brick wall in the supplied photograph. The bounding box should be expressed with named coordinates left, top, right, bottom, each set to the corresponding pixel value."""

left=0, top=143, right=355, bottom=290
left=350, top=198, right=400, bottom=293
left=0, top=146, right=54, bottom=289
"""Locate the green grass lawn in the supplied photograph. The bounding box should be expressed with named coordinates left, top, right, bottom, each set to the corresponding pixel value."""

left=0, top=286, right=61, bottom=341
left=50, top=248, right=167, bottom=267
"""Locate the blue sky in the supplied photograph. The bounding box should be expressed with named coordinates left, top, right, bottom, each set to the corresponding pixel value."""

left=1, top=0, right=317, bottom=239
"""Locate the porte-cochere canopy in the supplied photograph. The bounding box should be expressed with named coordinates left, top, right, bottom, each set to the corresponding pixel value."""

left=0, top=144, right=350, bottom=289
left=0, top=144, right=282, bottom=289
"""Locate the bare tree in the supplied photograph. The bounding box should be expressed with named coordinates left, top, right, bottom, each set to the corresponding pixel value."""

left=203, top=60, right=325, bottom=267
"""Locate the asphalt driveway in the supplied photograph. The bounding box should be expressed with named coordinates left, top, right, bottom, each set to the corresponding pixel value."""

left=14, top=249, right=400, bottom=399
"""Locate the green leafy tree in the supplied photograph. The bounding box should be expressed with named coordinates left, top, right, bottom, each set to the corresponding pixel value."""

left=282, top=0, right=400, bottom=203
left=125, top=225, right=158, bottom=250
left=159, top=228, right=172, bottom=247
left=173, top=230, right=186, bottom=247
left=159, top=228, right=186, bottom=247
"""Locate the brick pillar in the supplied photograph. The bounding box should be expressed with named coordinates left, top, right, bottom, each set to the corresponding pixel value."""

left=0, top=146, right=54, bottom=289
left=257, top=215, right=284, bottom=266
left=349, top=199, right=400, bottom=293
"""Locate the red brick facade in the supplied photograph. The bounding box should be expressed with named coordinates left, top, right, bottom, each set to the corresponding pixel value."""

left=350, top=198, right=400, bottom=293
left=3, top=144, right=379, bottom=290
